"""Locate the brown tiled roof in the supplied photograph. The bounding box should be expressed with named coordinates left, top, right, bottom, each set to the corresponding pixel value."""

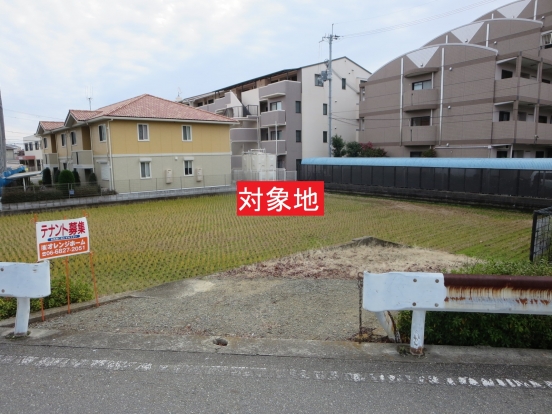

left=39, top=121, right=64, bottom=131
left=69, top=110, right=103, bottom=121
left=78, top=94, right=235, bottom=123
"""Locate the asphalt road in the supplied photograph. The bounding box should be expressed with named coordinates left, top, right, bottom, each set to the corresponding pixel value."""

left=0, top=338, right=551, bottom=414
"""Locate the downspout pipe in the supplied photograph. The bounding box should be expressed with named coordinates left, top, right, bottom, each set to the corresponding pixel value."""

left=107, top=119, right=115, bottom=191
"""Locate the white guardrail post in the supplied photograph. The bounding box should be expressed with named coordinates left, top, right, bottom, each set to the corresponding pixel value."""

left=363, top=271, right=552, bottom=355
left=0, top=261, right=51, bottom=336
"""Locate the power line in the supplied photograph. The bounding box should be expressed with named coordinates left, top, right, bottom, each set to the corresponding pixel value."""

left=4, top=109, right=63, bottom=120
left=341, top=0, right=499, bottom=39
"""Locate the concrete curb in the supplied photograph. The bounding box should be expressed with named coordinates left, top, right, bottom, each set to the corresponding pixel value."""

left=3, top=330, right=551, bottom=368
left=0, top=293, right=132, bottom=328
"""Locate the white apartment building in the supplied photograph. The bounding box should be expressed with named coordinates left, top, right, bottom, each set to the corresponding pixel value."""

left=181, top=57, right=371, bottom=174
left=21, top=134, right=43, bottom=171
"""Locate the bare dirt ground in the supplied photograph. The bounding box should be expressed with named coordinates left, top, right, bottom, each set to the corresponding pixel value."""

left=31, top=241, right=475, bottom=341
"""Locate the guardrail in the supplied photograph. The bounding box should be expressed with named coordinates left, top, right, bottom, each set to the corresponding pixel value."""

left=363, top=271, right=552, bottom=355
left=0, top=261, right=51, bottom=336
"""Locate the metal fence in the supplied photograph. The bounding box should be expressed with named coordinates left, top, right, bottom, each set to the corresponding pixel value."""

left=530, top=206, right=552, bottom=262
left=232, top=169, right=297, bottom=182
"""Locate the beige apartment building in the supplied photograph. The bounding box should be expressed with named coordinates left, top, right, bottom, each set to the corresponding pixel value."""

left=181, top=58, right=371, bottom=173
left=360, top=0, right=552, bottom=158
left=37, top=94, right=235, bottom=192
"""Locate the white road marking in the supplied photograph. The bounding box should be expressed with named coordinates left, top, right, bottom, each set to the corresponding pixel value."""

left=0, top=353, right=550, bottom=390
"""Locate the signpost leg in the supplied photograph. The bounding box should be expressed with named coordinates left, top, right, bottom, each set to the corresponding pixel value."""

left=89, top=252, right=99, bottom=307
left=14, top=297, right=30, bottom=336
left=64, top=257, right=71, bottom=314
left=410, top=310, right=426, bottom=355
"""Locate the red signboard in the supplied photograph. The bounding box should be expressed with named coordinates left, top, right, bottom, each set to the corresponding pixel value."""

left=237, top=181, right=324, bottom=216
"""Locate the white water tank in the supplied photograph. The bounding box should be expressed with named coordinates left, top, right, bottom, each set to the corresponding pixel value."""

left=165, top=169, right=173, bottom=184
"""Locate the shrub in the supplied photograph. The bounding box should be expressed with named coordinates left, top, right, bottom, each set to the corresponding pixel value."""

left=73, top=169, right=81, bottom=186
left=360, top=142, right=387, bottom=157
left=397, top=260, right=552, bottom=349
left=331, top=135, right=345, bottom=158
left=42, top=167, right=52, bottom=186
left=57, top=169, right=75, bottom=195
left=0, top=277, right=93, bottom=320
left=53, top=169, right=60, bottom=184
left=88, top=172, right=98, bottom=185
left=0, top=186, right=64, bottom=203
left=344, top=141, right=362, bottom=157
left=422, top=148, right=437, bottom=157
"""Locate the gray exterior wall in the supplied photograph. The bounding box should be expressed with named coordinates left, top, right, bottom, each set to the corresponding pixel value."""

left=359, top=0, right=552, bottom=158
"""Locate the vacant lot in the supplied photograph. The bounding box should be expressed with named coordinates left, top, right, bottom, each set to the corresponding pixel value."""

left=0, top=193, right=532, bottom=295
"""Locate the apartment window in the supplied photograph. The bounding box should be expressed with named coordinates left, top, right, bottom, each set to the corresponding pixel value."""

left=315, top=74, right=324, bottom=87
left=269, top=101, right=282, bottom=111
left=412, top=80, right=432, bottom=90
left=24, top=143, right=29, bottom=151
left=543, top=79, right=551, bottom=84
left=499, top=111, right=511, bottom=122
left=295, top=101, right=301, bottom=113
left=539, top=115, right=548, bottom=124
left=140, top=161, right=151, bottom=179
left=71, top=131, right=77, bottom=145
left=536, top=151, right=545, bottom=158
left=542, top=33, right=552, bottom=49
left=296, top=130, right=302, bottom=143
left=496, top=151, right=508, bottom=158
left=270, top=130, right=282, bottom=140
left=43, top=138, right=47, bottom=149
left=184, top=160, right=193, bottom=176
left=61, top=133, right=66, bottom=147
left=410, top=151, right=422, bottom=158
left=63, top=163, right=67, bottom=170
left=99, top=125, right=106, bottom=142
left=410, top=116, right=431, bottom=126
left=342, top=78, right=346, bottom=90
left=207, top=99, right=214, bottom=104
left=138, top=124, right=149, bottom=141
left=182, top=125, right=192, bottom=141
left=35, top=141, right=40, bottom=150
left=518, top=112, right=527, bottom=122
left=323, top=131, right=328, bottom=143
left=501, top=70, right=513, bottom=79
left=260, top=129, right=269, bottom=141
left=323, top=103, right=328, bottom=115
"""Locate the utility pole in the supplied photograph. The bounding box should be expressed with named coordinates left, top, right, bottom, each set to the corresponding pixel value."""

left=322, top=25, right=339, bottom=157
left=0, top=89, right=6, bottom=174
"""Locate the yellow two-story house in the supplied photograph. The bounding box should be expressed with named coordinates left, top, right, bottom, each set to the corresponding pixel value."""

left=37, top=94, right=236, bottom=192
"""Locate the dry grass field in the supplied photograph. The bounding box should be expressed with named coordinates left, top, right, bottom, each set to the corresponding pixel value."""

left=0, top=193, right=532, bottom=295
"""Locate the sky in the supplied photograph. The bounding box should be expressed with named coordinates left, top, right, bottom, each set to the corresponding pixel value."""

left=1, top=0, right=516, bottom=146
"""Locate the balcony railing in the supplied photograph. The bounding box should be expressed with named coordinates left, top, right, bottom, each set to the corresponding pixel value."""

left=71, top=150, right=94, bottom=167
left=403, top=89, right=439, bottom=111
left=44, top=153, right=58, bottom=166
left=492, top=121, right=538, bottom=141
left=230, top=128, right=258, bottom=142
left=402, top=125, right=437, bottom=145
left=259, top=80, right=300, bottom=99
left=223, top=105, right=259, bottom=118
left=260, top=110, right=286, bottom=127
left=260, top=140, right=286, bottom=155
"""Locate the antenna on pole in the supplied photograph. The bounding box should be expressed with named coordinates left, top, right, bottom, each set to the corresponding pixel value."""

left=85, top=86, right=93, bottom=110
left=322, top=24, right=339, bottom=157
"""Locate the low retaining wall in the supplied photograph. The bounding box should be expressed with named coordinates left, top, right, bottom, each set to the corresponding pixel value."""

left=0, top=185, right=236, bottom=213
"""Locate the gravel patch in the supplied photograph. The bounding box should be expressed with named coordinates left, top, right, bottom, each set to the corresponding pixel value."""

left=31, top=243, right=474, bottom=341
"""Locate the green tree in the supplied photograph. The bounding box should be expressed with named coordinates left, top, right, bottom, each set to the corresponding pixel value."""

left=422, top=148, right=437, bottom=157
left=53, top=169, right=60, bottom=184
left=360, top=142, right=387, bottom=157
left=42, top=167, right=52, bottom=186
left=72, top=168, right=81, bottom=186
left=58, top=169, right=75, bottom=195
left=344, top=141, right=362, bottom=157
left=88, top=172, right=98, bottom=185
left=331, top=135, right=345, bottom=157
